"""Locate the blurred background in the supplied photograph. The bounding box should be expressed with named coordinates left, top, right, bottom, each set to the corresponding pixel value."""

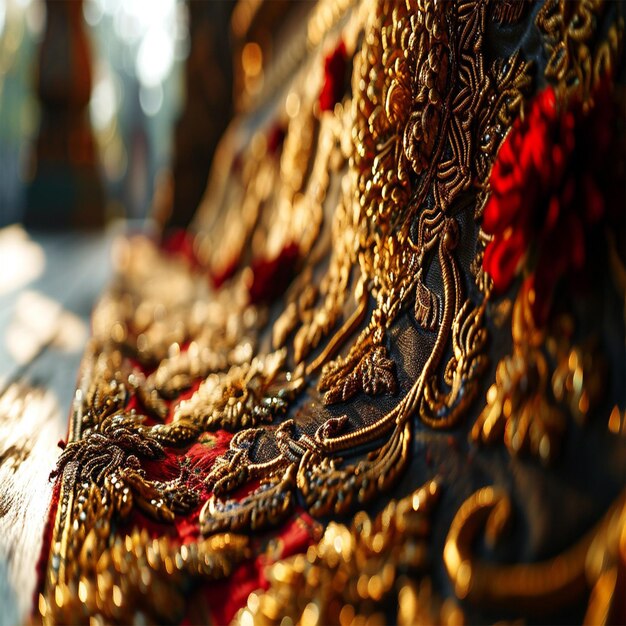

left=0, top=0, right=241, bottom=441
left=0, top=0, right=303, bottom=232
left=1, top=0, right=182, bottom=225
left=0, top=0, right=234, bottom=229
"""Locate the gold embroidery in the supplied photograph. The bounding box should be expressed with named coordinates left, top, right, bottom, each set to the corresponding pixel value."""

left=40, top=352, right=250, bottom=623
left=491, top=0, right=531, bottom=24
left=444, top=486, right=626, bottom=618
left=174, top=350, right=304, bottom=432
left=319, top=344, right=397, bottom=404
left=419, top=300, right=488, bottom=429
left=233, top=480, right=465, bottom=626
left=471, top=282, right=605, bottom=463
left=201, top=465, right=297, bottom=535
left=200, top=0, right=532, bottom=534
left=40, top=261, right=257, bottom=622
left=536, top=0, right=624, bottom=104
left=38, top=1, right=625, bottom=623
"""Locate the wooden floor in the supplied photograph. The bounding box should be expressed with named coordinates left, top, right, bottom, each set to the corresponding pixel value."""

left=0, top=226, right=113, bottom=626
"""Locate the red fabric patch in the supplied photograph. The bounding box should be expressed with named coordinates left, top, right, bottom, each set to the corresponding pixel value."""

left=211, top=256, right=240, bottom=290
left=248, top=243, right=300, bottom=304
left=33, top=479, right=61, bottom=609
left=267, top=123, right=287, bottom=155
left=201, top=512, right=318, bottom=624
left=162, top=229, right=200, bottom=268
left=319, top=41, right=348, bottom=112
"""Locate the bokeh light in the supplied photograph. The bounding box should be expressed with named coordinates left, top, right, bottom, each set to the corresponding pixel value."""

left=0, top=0, right=186, bottom=225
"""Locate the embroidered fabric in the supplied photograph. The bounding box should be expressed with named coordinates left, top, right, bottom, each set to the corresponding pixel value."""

left=37, top=1, right=625, bottom=624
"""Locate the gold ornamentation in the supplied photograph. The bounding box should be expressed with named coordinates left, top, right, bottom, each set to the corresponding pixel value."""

left=200, top=0, right=532, bottom=533
left=39, top=1, right=625, bottom=623
left=41, top=515, right=248, bottom=624
left=299, top=421, right=412, bottom=517
left=491, top=0, right=531, bottom=24
left=444, top=486, right=626, bottom=619
left=419, top=300, right=488, bottom=429
left=471, top=282, right=605, bottom=463
left=52, top=422, right=199, bottom=526
left=536, top=0, right=624, bottom=104
left=233, top=480, right=466, bottom=626
left=319, top=344, right=397, bottom=405
left=174, top=350, right=304, bottom=432
left=583, top=493, right=626, bottom=625
left=40, top=344, right=251, bottom=625
left=201, top=465, right=297, bottom=535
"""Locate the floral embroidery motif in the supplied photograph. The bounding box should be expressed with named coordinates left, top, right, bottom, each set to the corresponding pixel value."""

left=38, top=1, right=625, bottom=624
left=482, top=84, right=621, bottom=324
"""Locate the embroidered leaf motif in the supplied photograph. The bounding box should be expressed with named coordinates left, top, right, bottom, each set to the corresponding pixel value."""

left=50, top=413, right=164, bottom=484
left=414, top=280, right=439, bottom=331
left=321, top=345, right=397, bottom=405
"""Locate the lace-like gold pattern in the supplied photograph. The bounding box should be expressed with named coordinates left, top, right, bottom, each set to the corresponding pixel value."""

left=200, top=0, right=534, bottom=529
left=39, top=0, right=625, bottom=623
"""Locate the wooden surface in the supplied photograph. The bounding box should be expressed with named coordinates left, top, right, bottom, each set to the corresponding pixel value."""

left=0, top=227, right=113, bottom=626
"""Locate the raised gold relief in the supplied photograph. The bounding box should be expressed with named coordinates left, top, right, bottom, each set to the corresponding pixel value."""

left=174, top=350, right=304, bottom=432
left=39, top=0, right=625, bottom=623
left=472, top=281, right=605, bottom=463
left=444, top=486, right=626, bottom=620
left=233, top=481, right=466, bottom=626
left=196, top=0, right=534, bottom=535
left=536, top=0, right=624, bottom=104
